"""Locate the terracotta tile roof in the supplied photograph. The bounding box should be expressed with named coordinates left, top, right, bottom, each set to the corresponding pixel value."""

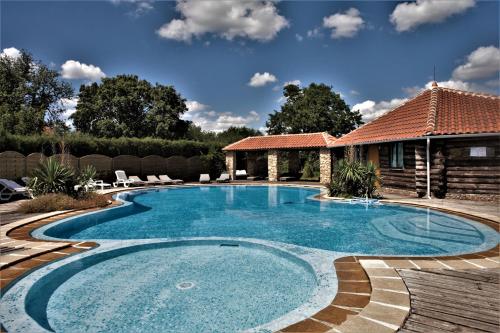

left=332, top=87, right=500, bottom=146
left=223, top=132, right=336, bottom=151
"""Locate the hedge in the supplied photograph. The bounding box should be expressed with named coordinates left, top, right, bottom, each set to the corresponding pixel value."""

left=0, top=133, right=223, bottom=158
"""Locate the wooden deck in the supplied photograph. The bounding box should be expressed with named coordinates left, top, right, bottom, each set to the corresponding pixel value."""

left=398, top=268, right=499, bottom=333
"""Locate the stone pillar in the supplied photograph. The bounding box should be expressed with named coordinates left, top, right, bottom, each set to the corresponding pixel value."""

left=288, top=150, right=300, bottom=175
left=225, top=151, right=236, bottom=180
left=246, top=152, right=258, bottom=176
left=268, top=150, right=280, bottom=181
left=319, top=148, right=332, bottom=184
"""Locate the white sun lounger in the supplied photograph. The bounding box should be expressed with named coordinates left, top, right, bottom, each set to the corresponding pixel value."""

left=200, top=174, right=211, bottom=184
left=147, top=175, right=169, bottom=185
left=235, top=170, right=247, bottom=179
left=89, top=179, right=112, bottom=190
left=0, top=179, right=32, bottom=201
left=113, top=170, right=134, bottom=187
left=216, top=173, right=230, bottom=183
left=159, top=175, right=183, bottom=184
left=129, top=176, right=150, bottom=186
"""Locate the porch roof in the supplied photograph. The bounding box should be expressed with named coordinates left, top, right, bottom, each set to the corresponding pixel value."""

left=222, top=132, right=336, bottom=151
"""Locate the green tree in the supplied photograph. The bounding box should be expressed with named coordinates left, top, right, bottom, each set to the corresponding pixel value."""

left=71, top=75, right=189, bottom=139
left=216, top=126, right=262, bottom=145
left=0, top=50, right=73, bottom=134
left=266, top=83, right=362, bottom=137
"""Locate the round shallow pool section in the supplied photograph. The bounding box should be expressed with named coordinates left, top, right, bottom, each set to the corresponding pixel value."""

left=38, top=186, right=499, bottom=256
left=22, top=242, right=317, bottom=333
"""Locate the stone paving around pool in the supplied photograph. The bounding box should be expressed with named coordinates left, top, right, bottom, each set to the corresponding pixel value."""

left=0, top=183, right=498, bottom=333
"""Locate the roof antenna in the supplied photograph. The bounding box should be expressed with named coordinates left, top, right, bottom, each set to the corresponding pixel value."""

left=432, top=65, right=438, bottom=88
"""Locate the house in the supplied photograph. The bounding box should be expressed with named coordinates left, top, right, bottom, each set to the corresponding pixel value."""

left=224, top=83, right=499, bottom=200
left=332, top=83, right=499, bottom=200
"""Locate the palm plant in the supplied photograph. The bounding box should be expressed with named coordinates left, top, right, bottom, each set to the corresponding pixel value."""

left=327, top=159, right=380, bottom=198
left=77, top=165, right=97, bottom=189
left=28, top=157, right=75, bottom=196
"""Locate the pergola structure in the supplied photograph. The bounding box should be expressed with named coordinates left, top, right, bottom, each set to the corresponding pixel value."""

left=222, top=132, right=336, bottom=183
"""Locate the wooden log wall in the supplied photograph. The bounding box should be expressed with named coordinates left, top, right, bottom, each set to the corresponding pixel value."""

left=443, top=137, right=499, bottom=200
left=379, top=142, right=417, bottom=192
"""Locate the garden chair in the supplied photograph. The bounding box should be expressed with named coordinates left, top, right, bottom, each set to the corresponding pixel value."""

left=235, top=170, right=247, bottom=179
left=216, top=173, right=230, bottom=183
left=113, top=170, right=134, bottom=187
left=159, top=175, right=184, bottom=184
left=129, top=176, right=149, bottom=186
left=88, top=179, right=112, bottom=190
left=199, top=174, right=211, bottom=184
left=147, top=175, right=170, bottom=185
left=0, top=179, right=32, bottom=201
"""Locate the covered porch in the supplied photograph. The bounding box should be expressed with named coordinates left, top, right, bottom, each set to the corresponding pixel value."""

left=222, top=132, right=336, bottom=183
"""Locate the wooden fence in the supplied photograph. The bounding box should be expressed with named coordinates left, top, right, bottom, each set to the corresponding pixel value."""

left=0, top=151, right=204, bottom=181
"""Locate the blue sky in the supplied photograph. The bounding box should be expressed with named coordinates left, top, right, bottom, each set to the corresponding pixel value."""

left=1, top=0, right=499, bottom=132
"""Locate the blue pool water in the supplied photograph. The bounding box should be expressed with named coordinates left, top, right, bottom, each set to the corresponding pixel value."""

left=25, top=242, right=316, bottom=333
left=41, top=186, right=498, bottom=255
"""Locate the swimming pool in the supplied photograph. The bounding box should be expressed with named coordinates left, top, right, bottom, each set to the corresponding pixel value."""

left=36, top=186, right=498, bottom=255
left=2, top=185, right=498, bottom=333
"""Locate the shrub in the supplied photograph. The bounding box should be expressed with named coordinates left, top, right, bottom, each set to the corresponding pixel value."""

left=77, top=165, right=97, bottom=189
left=200, top=147, right=226, bottom=179
left=28, top=157, right=76, bottom=197
left=326, top=159, right=380, bottom=198
left=17, top=193, right=109, bottom=213
left=0, top=132, right=220, bottom=157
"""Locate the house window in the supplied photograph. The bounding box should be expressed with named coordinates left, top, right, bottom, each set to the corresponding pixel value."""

left=390, top=142, right=404, bottom=168
left=470, top=147, right=487, bottom=157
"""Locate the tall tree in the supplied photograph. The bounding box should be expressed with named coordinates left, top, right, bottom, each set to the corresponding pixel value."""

left=0, top=50, right=73, bottom=134
left=71, top=75, right=189, bottom=139
left=266, top=83, right=362, bottom=137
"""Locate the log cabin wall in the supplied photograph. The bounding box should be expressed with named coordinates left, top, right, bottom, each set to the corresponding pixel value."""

left=378, top=141, right=418, bottom=195
left=442, top=136, right=499, bottom=201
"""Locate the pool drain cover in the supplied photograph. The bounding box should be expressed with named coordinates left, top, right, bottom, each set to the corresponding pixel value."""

left=176, top=281, right=195, bottom=290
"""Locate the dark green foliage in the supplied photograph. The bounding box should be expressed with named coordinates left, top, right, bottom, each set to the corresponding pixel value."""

left=28, top=157, right=76, bottom=196
left=327, top=159, right=381, bottom=198
left=0, top=50, right=73, bottom=134
left=200, top=147, right=226, bottom=179
left=0, top=133, right=219, bottom=157
left=186, top=125, right=262, bottom=146
left=266, top=83, right=363, bottom=137
left=71, top=75, right=189, bottom=139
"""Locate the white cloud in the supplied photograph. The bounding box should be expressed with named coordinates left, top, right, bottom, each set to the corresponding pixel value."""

left=185, top=100, right=209, bottom=113
left=59, top=97, right=79, bottom=128
left=350, top=90, right=360, bottom=96
left=283, top=79, right=301, bottom=87
left=156, top=0, right=289, bottom=42
left=353, top=98, right=408, bottom=122
left=452, top=46, right=500, bottom=81
left=404, top=79, right=497, bottom=96
left=183, top=107, right=260, bottom=132
left=0, top=47, right=21, bottom=59
left=111, top=0, right=154, bottom=16
left=390, top=0, right=475, bottom=32
left=323, top=8, right=364, bottom=39
left=295, top=33, right=304, bottom=42
left=248, top=72, right=277, bottom=87
left=61, top=60, right=106, bottom=81
left=307, top=27, right=323, bottom=38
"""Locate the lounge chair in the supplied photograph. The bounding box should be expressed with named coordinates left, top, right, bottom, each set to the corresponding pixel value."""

left=129, top=176, right=149, bottom=186
left=235, top=170, right=247, bottom=179
left=159, top=175, right=183, bottom=184
left=199, top=174, right=211, bottom=184
left=0, top=179, right=32, bottom=201
left=216, top=173, right=230, bottom=183
left=88, top=179, right=112, bottom=190
left=113, top=170, right=134, bottom=187
left=147, top=175, right=169, bottom=185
